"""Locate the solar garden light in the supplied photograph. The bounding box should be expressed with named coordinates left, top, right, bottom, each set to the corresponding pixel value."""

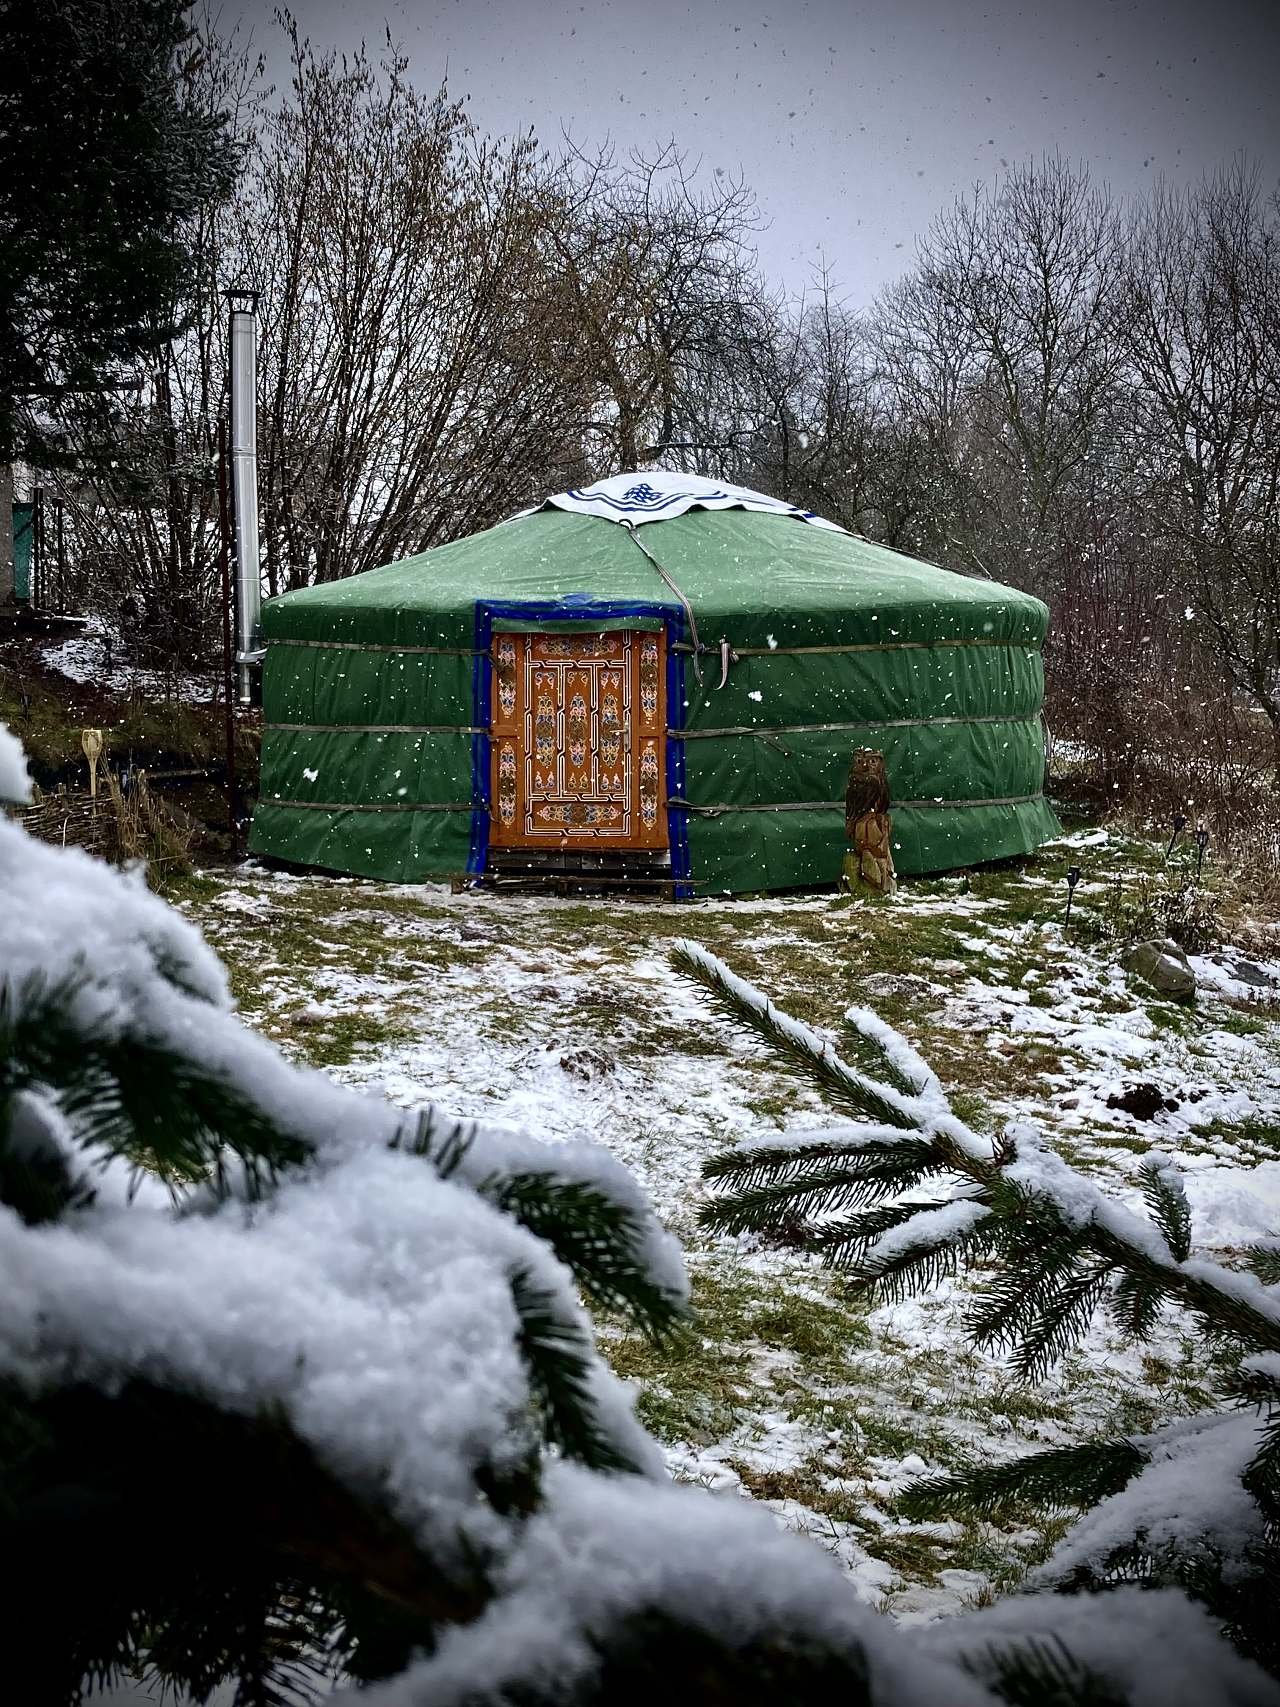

left=1194, top=827, right=1210, bottom=881
left=1166, top=812, right=1188, bottom=857
left=1064, top=864, right=1082, bottom=927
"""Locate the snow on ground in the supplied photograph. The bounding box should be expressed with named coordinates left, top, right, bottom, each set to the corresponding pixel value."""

left=40, top=615, right=217, bottom=702
left=178, top=834, right=1280, bottom=1623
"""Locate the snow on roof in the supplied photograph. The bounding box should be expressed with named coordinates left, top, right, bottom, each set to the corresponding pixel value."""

left=533, top=470, right=847, bottom=532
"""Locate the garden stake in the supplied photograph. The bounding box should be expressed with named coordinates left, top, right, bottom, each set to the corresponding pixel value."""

left=81, top=728, right=103, bottom=802
left=1064, top=864, right=1082, bottom=928
left=1194, top=828, right=1209, bottom=882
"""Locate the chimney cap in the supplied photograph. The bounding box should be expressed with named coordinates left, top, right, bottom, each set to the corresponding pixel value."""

left=223, top=285, right=259, bottom=310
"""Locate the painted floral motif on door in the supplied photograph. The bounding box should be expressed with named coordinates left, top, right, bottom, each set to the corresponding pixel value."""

left=488, top=628, right=668, bottom=850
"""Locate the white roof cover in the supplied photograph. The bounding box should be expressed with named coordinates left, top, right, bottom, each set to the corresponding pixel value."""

left=534, top=471, right=846, bottom=532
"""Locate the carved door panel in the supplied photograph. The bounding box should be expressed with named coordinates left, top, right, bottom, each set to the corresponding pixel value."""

left=489, top=629, right=667, bottom=851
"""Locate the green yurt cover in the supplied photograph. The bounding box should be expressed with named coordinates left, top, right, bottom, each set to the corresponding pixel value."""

left=249, top=474, right=1059, bottom=893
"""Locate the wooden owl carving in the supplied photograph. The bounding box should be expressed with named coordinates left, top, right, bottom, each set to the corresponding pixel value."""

left=845, top=748, right=890, bottom=832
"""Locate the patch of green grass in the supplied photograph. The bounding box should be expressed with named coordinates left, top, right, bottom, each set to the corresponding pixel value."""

left=603, top=1303, right=755, bottom=1448
left=0, top=667, right=259, bottom=783
left=742, top=1286, right=873, bottom=1363
left=950, top=1089, right=996, bottom=1131
left=1084, top=1130, right=1158, bottom=1156
left=1214, top=1007, right=1276, bottom=1040
left=1187, top=1115, right=1280, bottom=1159
left=168, top=872, right=232, bottom=908
left=731, top=1463, right=861, bottom=1521
left=268, top=1006, right=417, bottom=1070
left=600, top=1260, right=873, bottom=1449
left=1143, top=998, right=1201, bottom=1036
left=962, top=1513, right=1077, bottom=1603
left=565, top=990, right=730, bottom=1064
left=964, top=864, right=1066, bottom=928
left=857, top=1525, right=950, bottom=1584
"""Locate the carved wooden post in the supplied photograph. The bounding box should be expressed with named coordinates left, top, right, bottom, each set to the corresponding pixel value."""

left=842, top=748, right=896, bottom=896
left=81, top=728, right=104, bottom=801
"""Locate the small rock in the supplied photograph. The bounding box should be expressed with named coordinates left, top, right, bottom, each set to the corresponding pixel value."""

left=1122, top=939, right=1196, bottom=1002
left=1106, top=1082, right=1179, bottom=1121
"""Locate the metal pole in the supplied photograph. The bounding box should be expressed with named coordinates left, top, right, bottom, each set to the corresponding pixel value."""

left=32, top=485, right=43, bottom=609
left=217, top=416, right=238, bottom=839
left=0, top=462, right=14, bottom=604
left=226, top=288, right=262, bottom=704
left=55, top=499, right=65, bottom=612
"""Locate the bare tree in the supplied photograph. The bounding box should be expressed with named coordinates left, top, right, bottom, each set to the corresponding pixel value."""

left=242, top=18, right=582, bottom=589
left=541, top=143, right=765, bottom=474
left=721, top=270, right=928, bottom=542
left=1125, top=158, right=1280, bottom=759
left=873, top=156, right=1130, bottom=594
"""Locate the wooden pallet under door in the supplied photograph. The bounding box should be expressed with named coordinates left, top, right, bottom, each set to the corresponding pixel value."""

left=489, top=629, right=668, bottom=852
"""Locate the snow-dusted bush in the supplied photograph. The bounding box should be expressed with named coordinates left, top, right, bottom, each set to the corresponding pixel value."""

left=0, top=723, right=1273, bottom=1704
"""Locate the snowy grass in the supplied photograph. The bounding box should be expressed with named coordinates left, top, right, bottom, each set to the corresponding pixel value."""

left=174, top=833, right=1280, bottom=1623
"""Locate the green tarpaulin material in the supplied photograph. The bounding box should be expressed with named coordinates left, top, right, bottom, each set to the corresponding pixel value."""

left=12, top=502, right=33, bottom=601
left=249, top=505, right=1059, bottom=893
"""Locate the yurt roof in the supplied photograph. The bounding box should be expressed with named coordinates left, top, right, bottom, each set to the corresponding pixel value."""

left=262, top=472, right=1047, bottom=651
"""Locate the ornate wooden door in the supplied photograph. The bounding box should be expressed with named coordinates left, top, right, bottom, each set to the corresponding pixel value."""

left=489, top=629, right=668, bottom=851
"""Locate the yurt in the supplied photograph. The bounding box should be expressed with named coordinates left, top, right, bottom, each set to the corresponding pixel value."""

left=248, top=473, right=1059, bottom=894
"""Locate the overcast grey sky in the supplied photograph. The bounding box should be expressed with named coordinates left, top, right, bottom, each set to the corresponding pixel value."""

left=245, top=0, right=1279, bottom=303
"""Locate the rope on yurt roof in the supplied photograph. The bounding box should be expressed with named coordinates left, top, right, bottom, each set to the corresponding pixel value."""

left=620, top=522, right=706, bottom=682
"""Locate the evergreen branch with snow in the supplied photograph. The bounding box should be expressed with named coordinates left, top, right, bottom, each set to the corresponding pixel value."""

left=954, top=1631, right=1125, bottom=1707
left=899, top=1440, right=1150, bottom=1521
left=1, top=968, right=687, bottom=1350
left=0, top=968, right=310, bottom=1198
left=492, top=1174, right=687, bottom=1341
left=680, top=943, right=1280, bottom=1363
left=1241, top=1242, right=1280, bottom=1288
left=508, top=1266, right=649, bottom=1475
left=675, top=941, right=1280, bottom=1680
left=392, top=1107, right=688, bottom=1343
left=670, top=940, right=930, bottom=1130
left=700, top=1134, right=949, bottom=1232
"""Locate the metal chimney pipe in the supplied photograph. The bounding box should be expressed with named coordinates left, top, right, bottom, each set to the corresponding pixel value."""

left=226, top=288, right=262, bottom=704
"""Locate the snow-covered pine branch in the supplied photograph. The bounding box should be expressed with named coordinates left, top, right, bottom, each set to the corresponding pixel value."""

left=674, top=941, right=1280, bottom=1680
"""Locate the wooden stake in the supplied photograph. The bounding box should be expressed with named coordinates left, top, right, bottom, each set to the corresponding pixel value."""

left=81, top=728, right=104, bottom=801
